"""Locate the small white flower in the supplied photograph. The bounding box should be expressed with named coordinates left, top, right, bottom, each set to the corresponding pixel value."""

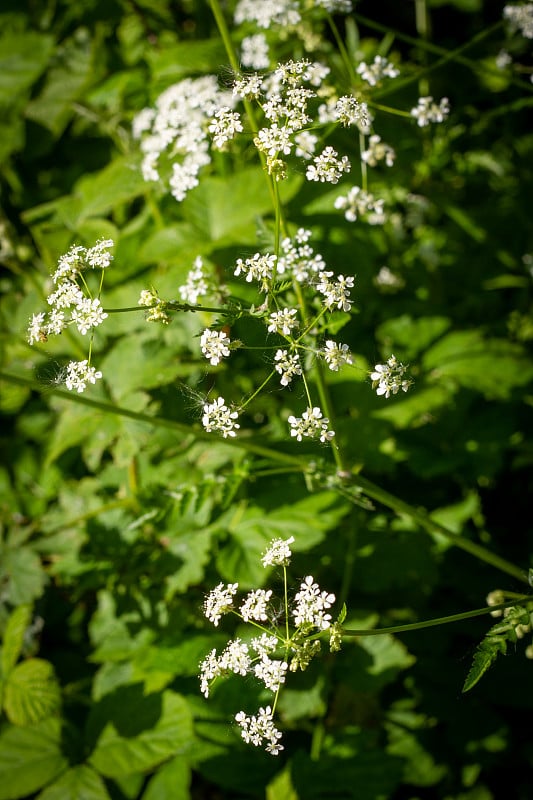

left=71, top=297, right=108, bottom=335
left=234, top=252, right=276, bottom=290
left=254, top=656, right=288, bottom=692
left=370, top=354, right=412, bottom=398
left=333, top=96, right=371, bottom=130
left=323, top=341, right=353, bottom=371
left=240, top=33, right=270, bottom=70
left=202, top=396, right=240, bottom=438
left=274, top=349, right=302, bottom=386
left=261, top=536, right=295, bottom=567
left=179, top=256, right=210, bottom=304
left=235, top=706, right=284, bottom=755
left=209, top=107, right=243, bottom=150
left=504, top=3, right=533, bottom=38
left=27, top=313, right=47, bottom=345
left=240, top=589, right=273, bottom=622
left=267, top=307, right=298, bottom=336
left=334, top=186, right=385, bottom=223
left=410, top=96, right=450, bottom=127
left=203, top=582, right=239, bottom=626
left=316, top=272, right=355, bottom=312
left=306, top=146, right=351, bottom=184
left=64, top=360, right=103, bottom=393
left=85, top=239, right=114, bottom=269
left=251, top=633, right=279, bottom=656
left=293, top=575, right=336, bottom=630
left=361, top=135, right=396, bottom=168
left=357, top=56, right=399, bottom=86
left=200, top=329, right=231, bottom=366
left=288, top=407, right=335, bottom=443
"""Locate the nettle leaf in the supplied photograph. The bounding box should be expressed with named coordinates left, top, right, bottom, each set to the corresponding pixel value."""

left=0, top=718, right=68, bottom=800
left=463, top=606, right=532, bottom=692
left=4, top=659, right=61, bottom=726
left=1, top=605, right=32, bottom=677
left=88, top=688, right=193, bottom=778
left=1, top=547, right=47, bottom=605
left=37, top=765, right=111, bottom=800
left=423, top=331, right=533, bottom=399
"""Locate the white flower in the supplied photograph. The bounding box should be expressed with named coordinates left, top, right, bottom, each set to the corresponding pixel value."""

left=27, top=313, right=47, bottom=345
left=199, top=649, right=221, bottom=697
left=233, top=74, right=264, bottom=100
left=219, top=638, right=251, bottom=676
left=209, top=107, right=243, bottom=150
left=294, top=131, right=318, bottom=159
left=357, top=56, right=399, bottom=86
left=333, top=96, right=371, bottom=130
left=323, top=341, right=353, bottom=371
left=85, top=239, right=114, bottom=269
left=235, top=706, right=284, bottom=755
left=71, top=297, right=108, bottom=335
left=179, top=256, right=209, bottom=304
left=306, top=146, right=351, bottom=184
left=316, top=272, right=355, bottom=312
left=234, top=252, right=276, bottom=290
left=200, top=329, right=231, bottom=366
left=254, top=656, right=288, bottom=692
left=288, top=407, right=335, bottom=443
left=234, top=0, right=301, bottom=27
left=202, top=396, right=240, bottom=438
left=316, top=0, right=352, bottom=11
left=504, top=3, right=533, bottom=38
left=203, top=582, right=239, bottom=626
left=293, top=575, right=336, bottom=630
left=64, top=360, right=103, bottom=393
left=261, top=536, right=295, bottom=567
left=48, top=280, right=84, bottom=310
left=410, top=96, right=450, bottom=127
left=370, top=354, right=412, bottom=398
left=361, top=135, right=396, bottom=168
left=251, top=633, right=279, bottom=656
left=274, top=349, right=302, bottom=386
left=267, top=307, right=298, bottom=336
left=334, top=185, right=385, bottom=223
left=240, top=589, right=273, bottom=622
left=240, top=33, right=270, bottom=70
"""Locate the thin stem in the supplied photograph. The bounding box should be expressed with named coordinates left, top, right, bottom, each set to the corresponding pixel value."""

left=342, top=597, right=532, bottom=637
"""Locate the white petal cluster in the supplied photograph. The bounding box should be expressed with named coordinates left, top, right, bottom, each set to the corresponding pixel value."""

left=178, top=256, right=210, bottom=304
left=234, top=0, right=301, bottom=28
left=288, top=406, right=335, bottom=442
left=274, top=349, right=302, bottom=386
left=333, top=95, right=371, bottom=130
left=370, top=354, right=412, bottom=398
left=64, top=360, right=103, bottom=393
left=503, top=3, right=533, bottom=38
left=316, top=271, right=355, bottom=312
left=323, top=340, right=353, bottom=371
left=357, top=56, right=400, bottom=86
left=410, top=96, right=450, bottom=127
left=240, top=33, right=270, bottom=70
left=277, top=228, right=325, bottom=283
left=235, top=707, right=284, bottom=755
left=234, top=252, right=276, bottom=290
left=361, top=134, right=396, bottom=168
left=203, top=582, right=239, bottom=627
left=334, top=185, right=385, bottom=224
left=71, top=298, right=108, bottom=335
left=200, top=329, right=231, bottom=366
left=240, top=589, right=273, bottom=622
left=306, top=146, right=351, bottom=184
left=267, top=307, right=298, bottom=336
left=261, top=536, right=294, bottom=567
left=293, top=576, right=336, bottom=630
left=202, top=397, right=240, bottom=438
left=208, top=107, right=243, bottom=150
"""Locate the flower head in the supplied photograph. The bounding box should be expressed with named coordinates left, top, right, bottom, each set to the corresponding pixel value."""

left=202, top=397, right=240, bottom=438
left=370, top=354, right=413, bottom=398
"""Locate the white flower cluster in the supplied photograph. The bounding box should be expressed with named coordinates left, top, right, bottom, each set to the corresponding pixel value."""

left=288, top=406, right=335, bottom=442
left=410, top=96, right=450, bottom=127
left=178, top=256, right=210, bottom=305
left=370, top=354, right=413, bottom=398
left=306, top=145, right=351, bottom=184
left=234, top=252, right=276, bottom=291
left=334, top=185, right=386, bottom=224
left=200, top=329, right=231, bottom=366
left=138, top=288, right=169, bottom=324
left=27, top=239, right=113, bottom=393
left=200, top=537, right=337, bottom=755
left=132, top=76, right=234, bottom=202
left=240, top=33, right=270, bottom=70
left=361, top=134, right=396, bottom=168
left=234, top=0, right=301, bottom=28
left=202, top=397, right=240, bottom=437
left=316, top=271, right=355, bottom=312
left=503, top=3, right=533, bottom=38
left=277, top=227, right=326, bottom=282
left=274, top=349, right=302, bottom=386
left=357, top=55, right=400, bottom=86
left=323, top=340, right=353, bottom=371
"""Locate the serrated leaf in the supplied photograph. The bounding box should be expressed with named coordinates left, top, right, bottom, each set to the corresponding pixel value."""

left=462, top=638, right=506, bottom=692
left=4, top=659, right=61, bottom=726
left=1, top=548, right=47, bottom=605
left=37, top=765, right=111, bottom=800
left=88, top=689, right=193, bottom=778
left=0, top=718, right=68, bottom=800
left=1, top=605, right=32, bottom=678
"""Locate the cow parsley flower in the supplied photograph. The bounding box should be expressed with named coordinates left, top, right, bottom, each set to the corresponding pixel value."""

left=71, top=297, right=108, bottom=335
left=203, top=582, right=239, bottom=626
left=200, top=329, right=231, bottom=366
left=361, top=135, right=396, bottom=168
left=240, top=33, right=270, bottom=69
left=234, top=252, right=276, bottom=290
left=334, top=185, right=385, bottom=223
left=323, top=340, right=353, bottom=371
left=202, top=397, right=240, bottom=437
left=370, top=354, right=413, bottom=398
left=267, top=307, right=299, bottom=336
left=503, top=3, right=533, bottom=38
left=235, top=707, right=284, bottom=755
left=261, top=536, right=294, bottom=567
left=240, top=589, right=273, bottom=622
left=316, top=271, right=355, bottom=312
left=274, top=349, right=302, bottom=386
left=306, top=146, right=351, bottom=184
left=333, top=95, right=371, bottom=129
left=209, top=107, right=243, bottom=150
left=288, top=406, right=335, bottom=442
left=357, top=56, right=400, bottom=86
left=64, top=360, right=103, bottom=393
left=410, top=96, right=450, bottom=127
left=179, top=256, right=210, bottom=304
left=293, top=575, right=336, bottom=630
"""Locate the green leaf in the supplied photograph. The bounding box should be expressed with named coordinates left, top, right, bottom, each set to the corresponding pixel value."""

left=0, top=718, right=68, bottom=800
left=0, top=32, right=54, bottom=104
left=1, top=605, right=32, bottom=677
left=147, top=40, right=227, bottom=87
left=141, top=756, right=190, bottom=800
left=1, top=547, right=47, bottom=605
left=462, top=639, right=504, bottom=693
left=37, top=765, right=111, bottom=800
left=4, top=659, right=61, bottom=726
left=74, top=157, right=147, bottom=221
left=88, top=689, right=193, bottom=778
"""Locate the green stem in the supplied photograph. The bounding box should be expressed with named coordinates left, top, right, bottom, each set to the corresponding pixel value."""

left=349, top=473, right=529, bottom=585
left=342, top=597, right=532, bottom=637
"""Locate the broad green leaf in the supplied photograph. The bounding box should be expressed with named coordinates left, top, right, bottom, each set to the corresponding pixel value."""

left=88, top=689, right=193, bottom=778
left=37, top=765, right=111, bottom=800
left=1, top=547, right=47, bottom=605
left=266, top=766, right=299, bottom=800
left=360, top=634, right=416, bottom=683
left=141, top=756, right=190, bottom=800
left=147, top=40, right=226, bottom=87
left=1, top=604, right=32, bottom=677
left=290, top=748, right=403, bottom=800
left=376, top=315, right=451, bottom=360
left=0, top=33, right=53, bottom=103
left=74, top=157, right=147, bottom=221
left=4, top=659, right=61, bottom=726
left=0, top=718, right=68, bottom=800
